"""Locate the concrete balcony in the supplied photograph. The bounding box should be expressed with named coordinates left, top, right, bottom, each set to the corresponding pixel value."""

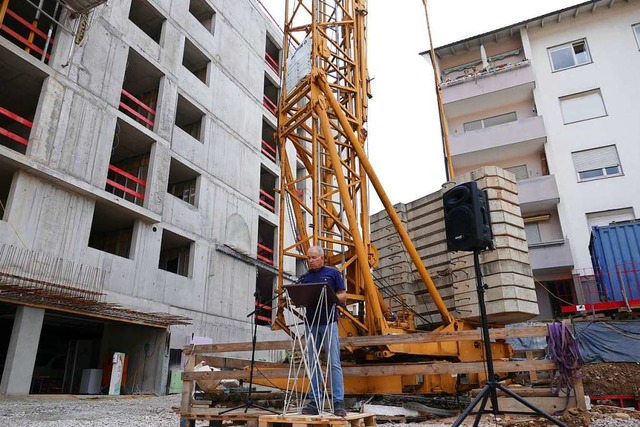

left=441, top=60, right=535, bottom=117
left=529, top=238, right=574, bottom=275
left=451, top=116, right=547, bottom=169
left=518, top=174, right=560, bottom=215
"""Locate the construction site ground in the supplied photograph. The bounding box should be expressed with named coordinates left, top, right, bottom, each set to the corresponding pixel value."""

left=0, top=364, right=636, bottom=427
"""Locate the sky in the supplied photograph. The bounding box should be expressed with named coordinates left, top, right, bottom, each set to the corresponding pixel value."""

left=260, top=0, right=582, bottom=213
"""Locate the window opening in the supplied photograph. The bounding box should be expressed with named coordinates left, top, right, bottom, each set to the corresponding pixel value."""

left=128, top=0, right=165, bottom=44
left=560, top=89, right=606, bottom=124
left=548, top=39, right=591, bottom=71
left=188, top=0, right=215, bottom=34
left=175, top=94, right=205, bottom=142
left=463, top=112, right=517, bottom=132
left=88, top=202, right=135, bottom=258
left=167, top=158, right=199, bottom=206
left=572, top=145, right=621, bottom=182
left=158, top=229, right=193, bottom=277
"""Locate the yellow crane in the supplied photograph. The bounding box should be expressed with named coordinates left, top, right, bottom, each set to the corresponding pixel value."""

left=272, top=0, right=511, bottom=394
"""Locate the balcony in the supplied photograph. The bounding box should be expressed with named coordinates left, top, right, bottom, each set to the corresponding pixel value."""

left=441, top=61, right=535, bottom=116
left=518, top=174, right=559, bottom=215
left=451, top=116, right=546, bottom=169
left=528, top=238, right=574, bottom=275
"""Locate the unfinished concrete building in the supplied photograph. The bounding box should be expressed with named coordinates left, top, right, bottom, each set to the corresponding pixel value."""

left=0, top=0, right=288, bottom=395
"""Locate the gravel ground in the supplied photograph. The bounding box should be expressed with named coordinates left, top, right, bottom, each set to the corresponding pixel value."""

left=1, top=394, right=639, bottom=427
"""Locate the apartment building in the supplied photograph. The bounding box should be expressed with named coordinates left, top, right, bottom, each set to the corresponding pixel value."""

left=0, top=0, right=289, bottom=395
left=425, top=0, right=640, bottom=318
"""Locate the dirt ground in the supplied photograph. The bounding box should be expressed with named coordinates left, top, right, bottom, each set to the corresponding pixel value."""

left=582, top=362, right=640, bottom=396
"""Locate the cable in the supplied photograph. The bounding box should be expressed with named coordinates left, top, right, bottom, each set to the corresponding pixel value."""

left=535, top=278, right=575, bottom=307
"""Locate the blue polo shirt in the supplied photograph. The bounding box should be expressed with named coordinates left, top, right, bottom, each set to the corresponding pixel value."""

left=300, top=266, right=345, bottom=324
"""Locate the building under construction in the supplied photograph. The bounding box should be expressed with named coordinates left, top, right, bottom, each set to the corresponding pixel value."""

left=0, top=0, right=289, bottom=395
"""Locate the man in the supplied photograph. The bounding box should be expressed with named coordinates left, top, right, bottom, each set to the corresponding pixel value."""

left=299, top=245, right=347, bottom=417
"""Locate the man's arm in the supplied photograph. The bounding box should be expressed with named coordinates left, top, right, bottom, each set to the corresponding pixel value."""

left=336, top=289, right=347, bottom=305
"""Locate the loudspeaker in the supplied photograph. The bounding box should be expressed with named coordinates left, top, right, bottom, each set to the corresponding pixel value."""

left=443, top=181, right=493, bottom=252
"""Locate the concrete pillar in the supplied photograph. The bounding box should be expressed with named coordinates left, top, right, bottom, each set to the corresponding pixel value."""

left=0, top=306, right=45, bottom=394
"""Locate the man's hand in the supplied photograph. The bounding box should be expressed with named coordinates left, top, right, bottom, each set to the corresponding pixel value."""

left=336, top=290, right=347, bottom=305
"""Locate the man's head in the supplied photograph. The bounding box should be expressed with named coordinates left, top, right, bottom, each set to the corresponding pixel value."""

left=307, top=245, right=325, bottom=271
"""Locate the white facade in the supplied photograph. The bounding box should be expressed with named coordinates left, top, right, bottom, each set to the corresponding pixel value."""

left=429, top=0, right=640, bottom=318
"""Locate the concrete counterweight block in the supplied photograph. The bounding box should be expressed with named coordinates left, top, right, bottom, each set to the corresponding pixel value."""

left=371, top=166, right=538, bottom=326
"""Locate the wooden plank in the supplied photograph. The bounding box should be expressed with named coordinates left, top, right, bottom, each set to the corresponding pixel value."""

left=181, top=354, right=196, bottom=414
left=182, top=359, right=556, bottom=381
left=184, top=326, right=549, bottom=354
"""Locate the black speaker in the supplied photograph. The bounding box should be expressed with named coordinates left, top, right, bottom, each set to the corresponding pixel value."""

left=443, top=181, right=493, bottom=252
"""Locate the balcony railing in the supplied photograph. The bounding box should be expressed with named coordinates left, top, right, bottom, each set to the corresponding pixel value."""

left=259, top=189, right=276, bottom=213
left=105, top=164, right=147, bottom=205
left=261, top=139, right=277, bottom=163
left=0, top=1, right=57, bottom=63
left=119, top=89, right=156, bottom=129
left=263, top=94, right=277, bottom=115
left=0, top=106, right=31, bottom=147
left=257, top=242, right=274, bottom=265
left=265, top=51, right=279, bottom=74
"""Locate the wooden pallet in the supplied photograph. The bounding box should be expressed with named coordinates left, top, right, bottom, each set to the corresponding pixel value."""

left=258, top=413, right=376, bottom=427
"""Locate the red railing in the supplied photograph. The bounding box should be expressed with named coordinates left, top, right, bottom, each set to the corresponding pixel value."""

left=261, top=139, right=277, bottom=162
left=263, top=94, right=277, bottom=115
left=259, top=189, right=276, bottom=213
left=105, top=164, right=147, bottom=204
left=257, top=243, right=274, bottom=265
left=0, top=106, right=32, bottom=146
left=119, top=89, right=156, bottom=129
left=254, top=300, right=272, bottom=325
left=0, top=5, right=55, bottom=62
left=265, top=51, right=279, bottom=74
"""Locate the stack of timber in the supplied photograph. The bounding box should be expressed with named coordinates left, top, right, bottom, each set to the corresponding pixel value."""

left=179, top=326, right=558, bottom=401
left=370, top=165, right=538, bottom=325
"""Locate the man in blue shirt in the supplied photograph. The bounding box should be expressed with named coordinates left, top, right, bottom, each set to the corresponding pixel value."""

left=300, top=245, right=347, bottom=417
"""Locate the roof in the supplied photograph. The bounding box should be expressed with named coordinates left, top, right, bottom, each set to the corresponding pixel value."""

left=420, top=0, right=627, bottom=58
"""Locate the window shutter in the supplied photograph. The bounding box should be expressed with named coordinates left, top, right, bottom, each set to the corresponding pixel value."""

left=504, top=165, right=529, bottom=180
left=571, top=145, right=619, bottom=172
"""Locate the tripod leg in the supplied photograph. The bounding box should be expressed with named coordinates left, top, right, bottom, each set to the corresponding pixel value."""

left=472, top=391, right=491, bottom=427
left=451, top=384, right=490, bottom=427
left=497, top=384, right=569, bottom=427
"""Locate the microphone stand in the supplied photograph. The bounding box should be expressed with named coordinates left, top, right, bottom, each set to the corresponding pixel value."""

left=219, top=291, right=279, bottom=415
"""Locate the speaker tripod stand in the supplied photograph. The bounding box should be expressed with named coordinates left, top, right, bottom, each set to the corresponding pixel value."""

left=219, top=293, right=278, bottom=415
left=451, top=249, right=568, bottom=427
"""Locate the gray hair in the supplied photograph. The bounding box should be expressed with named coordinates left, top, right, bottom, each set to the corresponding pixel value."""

left=308, top=245, right=324, bottom=257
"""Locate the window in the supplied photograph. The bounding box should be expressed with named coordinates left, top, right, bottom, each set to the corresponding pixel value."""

left=524, top=223, right=542, bottom=244
left=571, top=145, right=622, bottom=182
left=634, top=24, right=640, bottom=49
left=158, top=229, right=193, bottom=277
left=129, top=0, right=165, bottom=44
left=504, top=165, right=528, bottom=181
left=559, top=89, right=606, bottom=124
left=88, top=202, right=136, bottom=259
left=587, top=208, right=635, bottom=231
left=463, top=112, right=517, bottom=132
left=167, top=158, right=200, bottom=206
left=548, top=40, right=591, bottom=71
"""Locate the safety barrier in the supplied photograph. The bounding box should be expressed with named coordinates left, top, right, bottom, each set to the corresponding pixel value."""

left=257, top=242, right=274, bottom=265
left=0, top=0, right=56, bottom=63
left=261, top=139, right=277, bottom=162
left=263, top=94, right=277, bottom=115
left=0, top=106, right=32, bottom=147
left=259, top=189, right=276, bottom=213
left=265, top=51, right=279, bottom=74
left=119, top=89, right=156, bottom=129
left=105, top=164, right=146, bottom=205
